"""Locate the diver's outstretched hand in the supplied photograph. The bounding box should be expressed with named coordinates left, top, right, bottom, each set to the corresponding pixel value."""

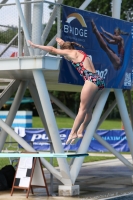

left=27, top=40, right=37, bottom=48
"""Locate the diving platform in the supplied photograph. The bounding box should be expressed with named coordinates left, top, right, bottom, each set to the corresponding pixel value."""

left=0, top=55, right=82, bottom=92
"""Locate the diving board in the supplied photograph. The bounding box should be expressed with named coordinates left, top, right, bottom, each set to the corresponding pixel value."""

left=0, top=153, right=89, bottom=158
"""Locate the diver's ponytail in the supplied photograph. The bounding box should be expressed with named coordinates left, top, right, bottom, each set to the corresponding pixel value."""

left=60, top=41, right=84, bottom=50
left=71, top=42, right=84, bottom=48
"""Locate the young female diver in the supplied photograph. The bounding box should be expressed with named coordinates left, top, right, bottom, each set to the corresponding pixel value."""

left=28, top=38, right=105, bottom=144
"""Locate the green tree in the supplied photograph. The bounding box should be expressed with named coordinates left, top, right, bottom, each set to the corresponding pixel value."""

left=86, top=0, right=112, bottom=16
left=51, top=91, right=80, bottom=115
left=0, top=27, right=18, bottom=45
left=62, top=0, right=133, bottom=19
left=50, top=0, right=112, bottom=16
left=121, top=0, right=133, bottom=20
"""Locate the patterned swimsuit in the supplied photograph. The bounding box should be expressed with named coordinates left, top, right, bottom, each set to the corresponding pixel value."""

left=71, top=51, right=105, bottom=90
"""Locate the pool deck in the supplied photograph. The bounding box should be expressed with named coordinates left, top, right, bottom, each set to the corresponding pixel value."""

left=0, top=153, right=133, bottom=200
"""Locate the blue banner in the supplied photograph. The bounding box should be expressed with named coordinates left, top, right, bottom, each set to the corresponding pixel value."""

left=58, top=5, right=133, bottom=89
left=16, top=128, right=130, bottom=152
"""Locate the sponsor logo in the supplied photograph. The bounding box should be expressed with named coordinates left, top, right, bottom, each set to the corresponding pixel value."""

left=63, top=12, right=88, bottom=38
left=66, top=13, right=87, bottom=27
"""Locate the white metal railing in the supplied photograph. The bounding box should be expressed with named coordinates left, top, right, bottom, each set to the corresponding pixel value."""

left=0, top=0, right=61, bottom=59
left=0, top=0, right=61, bottom=7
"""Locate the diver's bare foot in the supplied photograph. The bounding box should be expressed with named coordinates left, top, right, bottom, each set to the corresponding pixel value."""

left=77, top=133, right=83, bottom=138
left=77, top=130, right=84, bottom=138
left=66, top=133, right=77, bottom=145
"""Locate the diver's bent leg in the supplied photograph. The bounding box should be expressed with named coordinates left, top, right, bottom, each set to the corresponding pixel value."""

left=77, top=90, right=102, bottom=138
left=77, top=112, right=92, bottom=138
left=67, top=81, right=98, bottom=143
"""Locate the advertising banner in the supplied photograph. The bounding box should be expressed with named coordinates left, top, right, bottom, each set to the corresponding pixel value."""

left=16, top=128, right=130, bottom=152
left=58, top=5, right=133, bottom=89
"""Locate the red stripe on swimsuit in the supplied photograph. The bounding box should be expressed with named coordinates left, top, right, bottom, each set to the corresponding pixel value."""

left=71, top=50, right=105, bottom=90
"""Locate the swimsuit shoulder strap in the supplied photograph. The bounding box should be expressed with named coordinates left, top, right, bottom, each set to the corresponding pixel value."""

left=78, top=50, right=88, bottom=62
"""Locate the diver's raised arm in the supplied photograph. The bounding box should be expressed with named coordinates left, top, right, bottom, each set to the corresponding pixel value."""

left=27, top=40, right=72, bottom=56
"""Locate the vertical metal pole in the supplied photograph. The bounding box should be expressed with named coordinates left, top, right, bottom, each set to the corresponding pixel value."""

left=32, top=0, right=43, bottom=55
left=18, top=18, right=23, bottom=56
left=114, top=90, right=133, bottom=160
left=0, top=81, right=28, bottom=151
left=50, top=142, right=54, bottom=195
left=112, top=0, right=122, bottom=19
left=15, top=0, right=34, bottom=56
left=70, top=89, right=110, bottom=183
left=57, top=4, right=61, bottom=50
left=24, top=0, right=32, bottom=56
